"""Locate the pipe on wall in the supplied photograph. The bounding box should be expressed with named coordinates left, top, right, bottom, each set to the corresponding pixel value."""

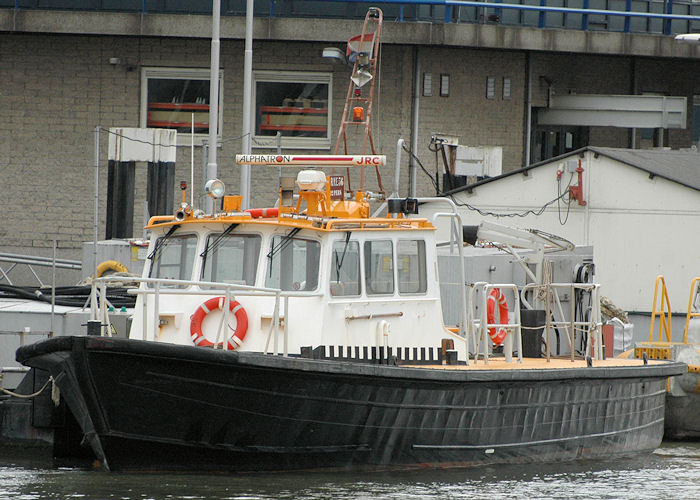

left=409, top=47, right=420, bottom=197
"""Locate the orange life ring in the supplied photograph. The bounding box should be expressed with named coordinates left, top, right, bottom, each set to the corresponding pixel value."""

left=190, top=296, right=248, bottom=350
left=245, top=207, right=279, bottom=218
left=486, top=288, right=508, bottom=346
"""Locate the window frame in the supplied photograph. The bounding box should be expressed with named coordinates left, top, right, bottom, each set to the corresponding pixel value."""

left=264, top=233, right=322, bottom=292
left=147, top=233, right=199, bottom=288
left=329, top=237, right=361, bottom=297
left=252, top=70, right=333, bottom=150
left=397, top=239, right=427, bottom=295
left=200, top=232, right=262, bottom=288
left=140, top=66, right=224, bottom=146
left=364, top=239, right=395, bottom=296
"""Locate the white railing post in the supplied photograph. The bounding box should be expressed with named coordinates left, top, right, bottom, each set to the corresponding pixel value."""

left=480, top=284, right=490, bottom=364
left=570, top=284, right=576, bottom=361
left=283, top=295, right=289, bottom=357
left=90, top=281, right=98, bottom=321
left=142, top=284, right=148, bottom=341
left=153, top=282, right=160, bottom=342
left=221, top=293, right=232, bottom=349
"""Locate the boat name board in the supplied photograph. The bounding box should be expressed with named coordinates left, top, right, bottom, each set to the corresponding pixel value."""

left=235, top=154, right=386, bottom=166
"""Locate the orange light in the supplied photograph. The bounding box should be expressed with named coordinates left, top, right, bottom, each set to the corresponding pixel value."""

left=352, top=106, right=364, bottom=122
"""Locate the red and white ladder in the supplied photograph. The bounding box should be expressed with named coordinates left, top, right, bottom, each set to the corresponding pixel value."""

left=333, top=7, right=385, bottom=194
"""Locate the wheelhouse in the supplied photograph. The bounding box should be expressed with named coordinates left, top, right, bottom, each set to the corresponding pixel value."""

left=129, top=160, right=449, bottom=358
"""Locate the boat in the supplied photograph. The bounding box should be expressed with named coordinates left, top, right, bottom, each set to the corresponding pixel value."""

left=14, top=152, right=686, bottom=472
left=623, top=276, right=700, bottom=439
left=11, top=5, right=686, bottom=470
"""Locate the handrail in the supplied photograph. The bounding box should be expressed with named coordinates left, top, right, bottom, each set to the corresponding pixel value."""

left=320, top=0, right=700, bottom=23
left=0, top=252, right=81, bottom=286
left=683, top=277, right=700, bottom=344
left=468, top=282, right=523, bottom=364
left=649, top=275, right=673, bottom=343
left=522, top=282, right=602, bottom=361
left=419, top=197, right=469, bottom=361
left=90, top=275, right=296, bottom=356
left=325, top=217, right=432, bottom=230
left=7, top=0, right=700, bottom=35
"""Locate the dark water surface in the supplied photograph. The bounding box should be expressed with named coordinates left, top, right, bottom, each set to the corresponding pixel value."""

left=1, top=442, right=699, bottom=499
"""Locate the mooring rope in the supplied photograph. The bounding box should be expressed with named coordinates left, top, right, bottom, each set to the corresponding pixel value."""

left=0, top=374, right=56, bottom=402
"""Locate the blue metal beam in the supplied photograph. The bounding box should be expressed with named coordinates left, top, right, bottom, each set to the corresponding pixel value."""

left=318, top=0, right=700, bottom=22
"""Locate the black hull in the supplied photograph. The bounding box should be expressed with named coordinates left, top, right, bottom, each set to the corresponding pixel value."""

left=16, top=336, right=685, bottom=473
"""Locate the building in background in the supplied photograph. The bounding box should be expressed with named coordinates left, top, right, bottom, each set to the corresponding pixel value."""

left=420, top=146, right=700, bottom=337
left=0, top=1, right=699, bottom=283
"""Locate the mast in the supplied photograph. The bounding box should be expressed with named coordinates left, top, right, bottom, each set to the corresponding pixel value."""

left=205, top=0, right=221, bottom=213
left=240, top=0, right=254, bottom=209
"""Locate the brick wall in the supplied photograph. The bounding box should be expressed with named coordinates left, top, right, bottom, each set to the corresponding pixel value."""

left=2, top=32, right=698, bottom=267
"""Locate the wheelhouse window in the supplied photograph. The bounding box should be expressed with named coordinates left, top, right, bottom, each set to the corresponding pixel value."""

left=253, top=70, right=331, bottom=150
left=330, top=238, right=360, bottom=296
left=265, top=234, right=320, bottom=291
left=201, top=233, right=261, bottom=287
left=397, top=239, right=427, bottom=294
left=364, top=240, right=394, bottom=295
left=140, top=67, right=223, bottom=142
left=148, top=234, right=198, bottom=287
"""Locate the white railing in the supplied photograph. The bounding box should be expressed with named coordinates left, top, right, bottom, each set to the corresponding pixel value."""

left=0, top=250, right=81, bottom=287
left=89, top=276, right=313, bottom=357
left=468, top=282, right=523, bottom=364
left=521, top=282, right=603, bottom=361
left=465, top=281, right=603, bottom=363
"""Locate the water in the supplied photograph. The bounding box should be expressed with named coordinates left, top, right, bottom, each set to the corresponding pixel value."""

left=1, top=442, right=699, bottom=500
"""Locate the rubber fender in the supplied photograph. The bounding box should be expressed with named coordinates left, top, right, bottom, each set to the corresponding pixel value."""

left=96, top=260, right=129, bottom=277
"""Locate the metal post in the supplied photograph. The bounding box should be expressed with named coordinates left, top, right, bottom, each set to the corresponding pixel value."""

left=205, top=0, right=221, bottom=214
left=664, top=0, right=674, bottom=36
left=545, top=284, right=551, bottom=361
left=524, top=52, right=532, bottom=166
left=481, top=286, right=489, bottom=364
left=515, top=293, right=523, bottom=363
left=191, top=112, right=195, bottom=206
left=283, top=296, right=289, bottom=356
left=570, top=284, right=575, bottom=361
left=538, top=0, right=546, bottom=28
left=153, top=282, right=160, bottom=342
left=274, top=298, right=280, bottom=355
left=142, top=287, right=148, bottom=341
left=90, top=281, right=98, bottom=321
left=93, top=126, right=100, bottom=278
left=393, top=138, right=405, bottom=197
left=409, top=48, right=420, bottom=197
left=240, top=0, right=254, bottom=209
left=276, top=131, right=282, bottom=180
left=201, top=140, right=208, bottom=207
left=51, top=240, right=56, bottom=336
left=100, top=282, right=108, bottom=336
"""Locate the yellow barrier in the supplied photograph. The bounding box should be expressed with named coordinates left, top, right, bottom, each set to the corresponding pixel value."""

left=649, top=275, right=672, bottom=342
left=683, top=277, right=700, bottom=344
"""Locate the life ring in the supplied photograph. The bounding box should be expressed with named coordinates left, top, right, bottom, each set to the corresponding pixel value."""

left=486, top=288, right=508, bottom=346
left=96, top=260, right=128, bottom=277
left=245, top=207, right=279, bottom=218
left=190, top=296, right=248, bottom=350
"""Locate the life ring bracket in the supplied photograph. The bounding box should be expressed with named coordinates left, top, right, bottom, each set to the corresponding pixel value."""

left=486, top=287, right=509, bottom=346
